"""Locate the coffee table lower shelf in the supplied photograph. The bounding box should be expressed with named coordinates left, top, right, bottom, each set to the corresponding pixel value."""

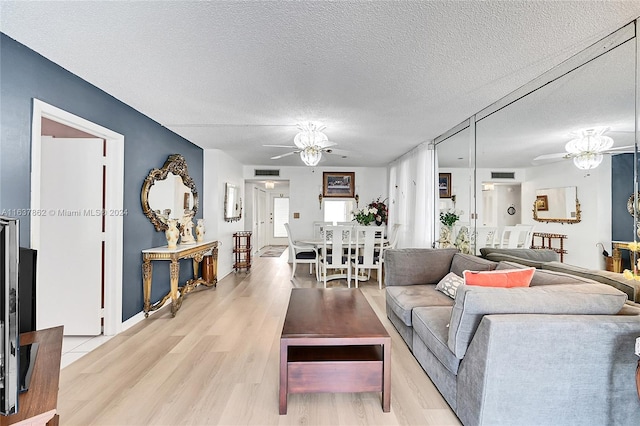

left=279, top=344, right=390, bottom=415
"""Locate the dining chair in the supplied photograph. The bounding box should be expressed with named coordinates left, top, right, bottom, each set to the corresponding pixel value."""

left=498, top=225, right=529, bottom=248
left=384, top=224, right=400, bottom=249
left=473, top=226, right=498, bottom=253
left=337, top=221, right=355, bottom=227
left=515, top=224, right=535, bottom=248
left=312, top=221, right=333, bottom=240
left=319, top=225, right=352, bottom=288
left=284, top=223, right=319, bottom=281
left=351, top=225, right=384, bottom=289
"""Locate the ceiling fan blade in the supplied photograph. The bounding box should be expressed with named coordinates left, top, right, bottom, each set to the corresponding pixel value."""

left=318, top=140, right=338, bottom=148
left=270, top=152, right=297, bottom=160
left=531, top=152, right=571, bottom=164
left=324, top=148, right=361, bottom=158
left=263, top=144, right=297, bottom=148
left=604, top=145, right=635, bottom=152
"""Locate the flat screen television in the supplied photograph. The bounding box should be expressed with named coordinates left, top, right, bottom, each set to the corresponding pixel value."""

left=0, top=216, right=19, bottom=415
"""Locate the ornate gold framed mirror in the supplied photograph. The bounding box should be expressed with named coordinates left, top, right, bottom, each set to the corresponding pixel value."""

left=532, top=186, right=581, bottom=224
left=141, top=154, right=199, bottom=231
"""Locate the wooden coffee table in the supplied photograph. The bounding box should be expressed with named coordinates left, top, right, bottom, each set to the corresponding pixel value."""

left=279, top=288, right=391, bottom=414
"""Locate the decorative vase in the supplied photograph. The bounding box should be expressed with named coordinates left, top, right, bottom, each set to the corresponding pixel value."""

left=165, top=219, right=179, bottom=249
left=196, top=219, right=205, bottom=242
left=179, top=210, right=196, bottom=245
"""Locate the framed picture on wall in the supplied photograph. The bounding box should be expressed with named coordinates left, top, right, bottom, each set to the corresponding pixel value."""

left=323, top=172, right=355, bottom=198
left=536, top=195, right=549, bottom=211
left=439, top=173, right=451, bottom=198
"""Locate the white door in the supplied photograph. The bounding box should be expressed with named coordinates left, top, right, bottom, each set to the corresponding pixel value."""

left=38, top=137, right=103, bottom=335
left=257, top=189, right=268, bottom=251
left=269, top=194, right=289, bottom=246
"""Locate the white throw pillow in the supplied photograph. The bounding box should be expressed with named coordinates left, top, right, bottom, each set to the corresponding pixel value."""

left=436, top=272, right=464, bottom=299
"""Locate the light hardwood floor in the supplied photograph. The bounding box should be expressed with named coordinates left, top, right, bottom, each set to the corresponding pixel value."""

left=58, top=251, right=460, bottom=426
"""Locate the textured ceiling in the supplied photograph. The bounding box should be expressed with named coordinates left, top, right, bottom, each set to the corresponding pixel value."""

left=2, top=1, right=639, bottom=167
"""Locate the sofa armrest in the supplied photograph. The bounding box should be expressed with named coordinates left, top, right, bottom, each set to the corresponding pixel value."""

left=384, top=248, right=458, bottom=286
left=456, top=314, right=640, bottom=426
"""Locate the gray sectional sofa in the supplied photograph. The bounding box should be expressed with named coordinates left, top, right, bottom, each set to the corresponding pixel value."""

left=385, top=248, right=640, bottom=426
left=480, top=247, right=640, bottom=302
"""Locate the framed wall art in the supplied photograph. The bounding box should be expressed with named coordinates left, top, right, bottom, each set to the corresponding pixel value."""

left=439, top=173, right=451, bottom=198
left=535, top=195, right=549, bottom=211
left=323, top=172, right=355, bottom=198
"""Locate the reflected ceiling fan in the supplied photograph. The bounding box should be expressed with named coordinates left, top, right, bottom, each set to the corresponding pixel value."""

left=532, top=127, right=635, bottom=170
left=263, top=122, right=352, bottom=166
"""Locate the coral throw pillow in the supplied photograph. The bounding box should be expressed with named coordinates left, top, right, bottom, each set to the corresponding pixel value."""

left=463, top=267, right=535, bottom=288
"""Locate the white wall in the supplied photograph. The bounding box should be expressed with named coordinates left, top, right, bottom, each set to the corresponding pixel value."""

left=243, top=165, right=388, bottom=241
left=204, top=149, right=245, bottom=279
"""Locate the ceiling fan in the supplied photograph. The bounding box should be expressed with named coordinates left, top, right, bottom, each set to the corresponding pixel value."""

left=263, top=122, right=352, bottom=166
left=532, top=127, right=635, bottom=170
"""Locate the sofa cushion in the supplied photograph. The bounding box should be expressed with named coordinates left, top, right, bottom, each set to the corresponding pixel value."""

left=496, top=261, right=599, bottom=286
left=435, top=272, right=465, bottom=299
left=542, top=261, right=639, bottom=301
left=384, top=248, right=458, bottom=286
left=463, top=267, right=535, bottom=288
left=412, top=306, right=460, bottom=374
left=447, top=282, right=628, bottom=358
left=483, top=253, right=551, bottom=268
left=385, top=285, right=454, bottom=326
left=450, top=253, right=497, bottom=277
left=480, top=248, right=559, bottom=268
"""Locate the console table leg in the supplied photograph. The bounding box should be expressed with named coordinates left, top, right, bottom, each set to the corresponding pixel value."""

left=169, top=260, right=180, bottom=317
left=142, top=259, right=152, bottom=317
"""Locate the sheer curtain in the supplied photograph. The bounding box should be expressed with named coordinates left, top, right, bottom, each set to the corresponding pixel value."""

left=388, top=141, right=438, bottom=248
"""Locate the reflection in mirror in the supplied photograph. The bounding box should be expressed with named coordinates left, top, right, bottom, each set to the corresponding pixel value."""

left=470, top=36, right=635, bottom=268
left=147, top=172, right=193, bottom=221
left=224, top=183, right=242, bottom=222
left=533, top=186, right=581, bottom=224
left=435, top=126, right=472, bottom=250
left=141, top=154, right=199, bottom=231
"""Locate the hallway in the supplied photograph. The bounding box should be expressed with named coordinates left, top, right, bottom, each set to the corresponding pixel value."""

left=57, top=252, right=459, bottom=425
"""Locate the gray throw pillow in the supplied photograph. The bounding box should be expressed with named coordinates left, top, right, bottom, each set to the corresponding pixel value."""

left=435, top=272, right=464, bottom=299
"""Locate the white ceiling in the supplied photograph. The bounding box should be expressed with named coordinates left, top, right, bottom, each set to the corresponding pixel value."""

left=2, top=1, right=639, bottom=167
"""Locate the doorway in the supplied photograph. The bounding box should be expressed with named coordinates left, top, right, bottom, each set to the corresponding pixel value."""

left=31, top=99, right=124, bottom=336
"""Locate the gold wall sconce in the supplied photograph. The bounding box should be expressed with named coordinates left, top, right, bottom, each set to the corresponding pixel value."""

left=355, top=194, right=360, bottom=208
left=318, top=193, right=323, bottom=209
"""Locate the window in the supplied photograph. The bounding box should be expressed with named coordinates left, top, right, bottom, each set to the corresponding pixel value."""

left=323, top=199, right=355, bottom=223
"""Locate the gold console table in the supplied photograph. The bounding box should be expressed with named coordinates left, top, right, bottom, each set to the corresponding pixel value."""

left=142, top=240, right=218, bottom=317
left=612, top=241, right=637, bottom=274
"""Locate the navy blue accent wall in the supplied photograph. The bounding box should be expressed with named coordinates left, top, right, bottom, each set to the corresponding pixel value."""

left=0, top=34, right=203, bottom=321
left=611, top=153, right=635, bottom=268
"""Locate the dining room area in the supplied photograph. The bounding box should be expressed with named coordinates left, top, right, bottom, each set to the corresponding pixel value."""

left=284, top=218, right=401, bottom=289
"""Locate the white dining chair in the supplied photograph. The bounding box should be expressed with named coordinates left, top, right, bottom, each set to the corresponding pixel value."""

left=284, top=223, right=319, bottom=281
left=473, top=226, right=498, bottom=253
left=319, top=225, right=352, bottom=288
left=312, top=221, right=333, bottom=240
left=515, top=224, right=535, bottom=248
left=498, top=226, right=529, bottom=248
left=352, top=225, right=384, bottom=289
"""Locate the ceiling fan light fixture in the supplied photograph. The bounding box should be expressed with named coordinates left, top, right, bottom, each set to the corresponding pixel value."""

left=300, top=146, right=322, bottom=166
left=294, top=122, right=329, bottom=149
left=573, top=151, right=604, bottom=170
left=565, top=127, right=614, bottom=154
